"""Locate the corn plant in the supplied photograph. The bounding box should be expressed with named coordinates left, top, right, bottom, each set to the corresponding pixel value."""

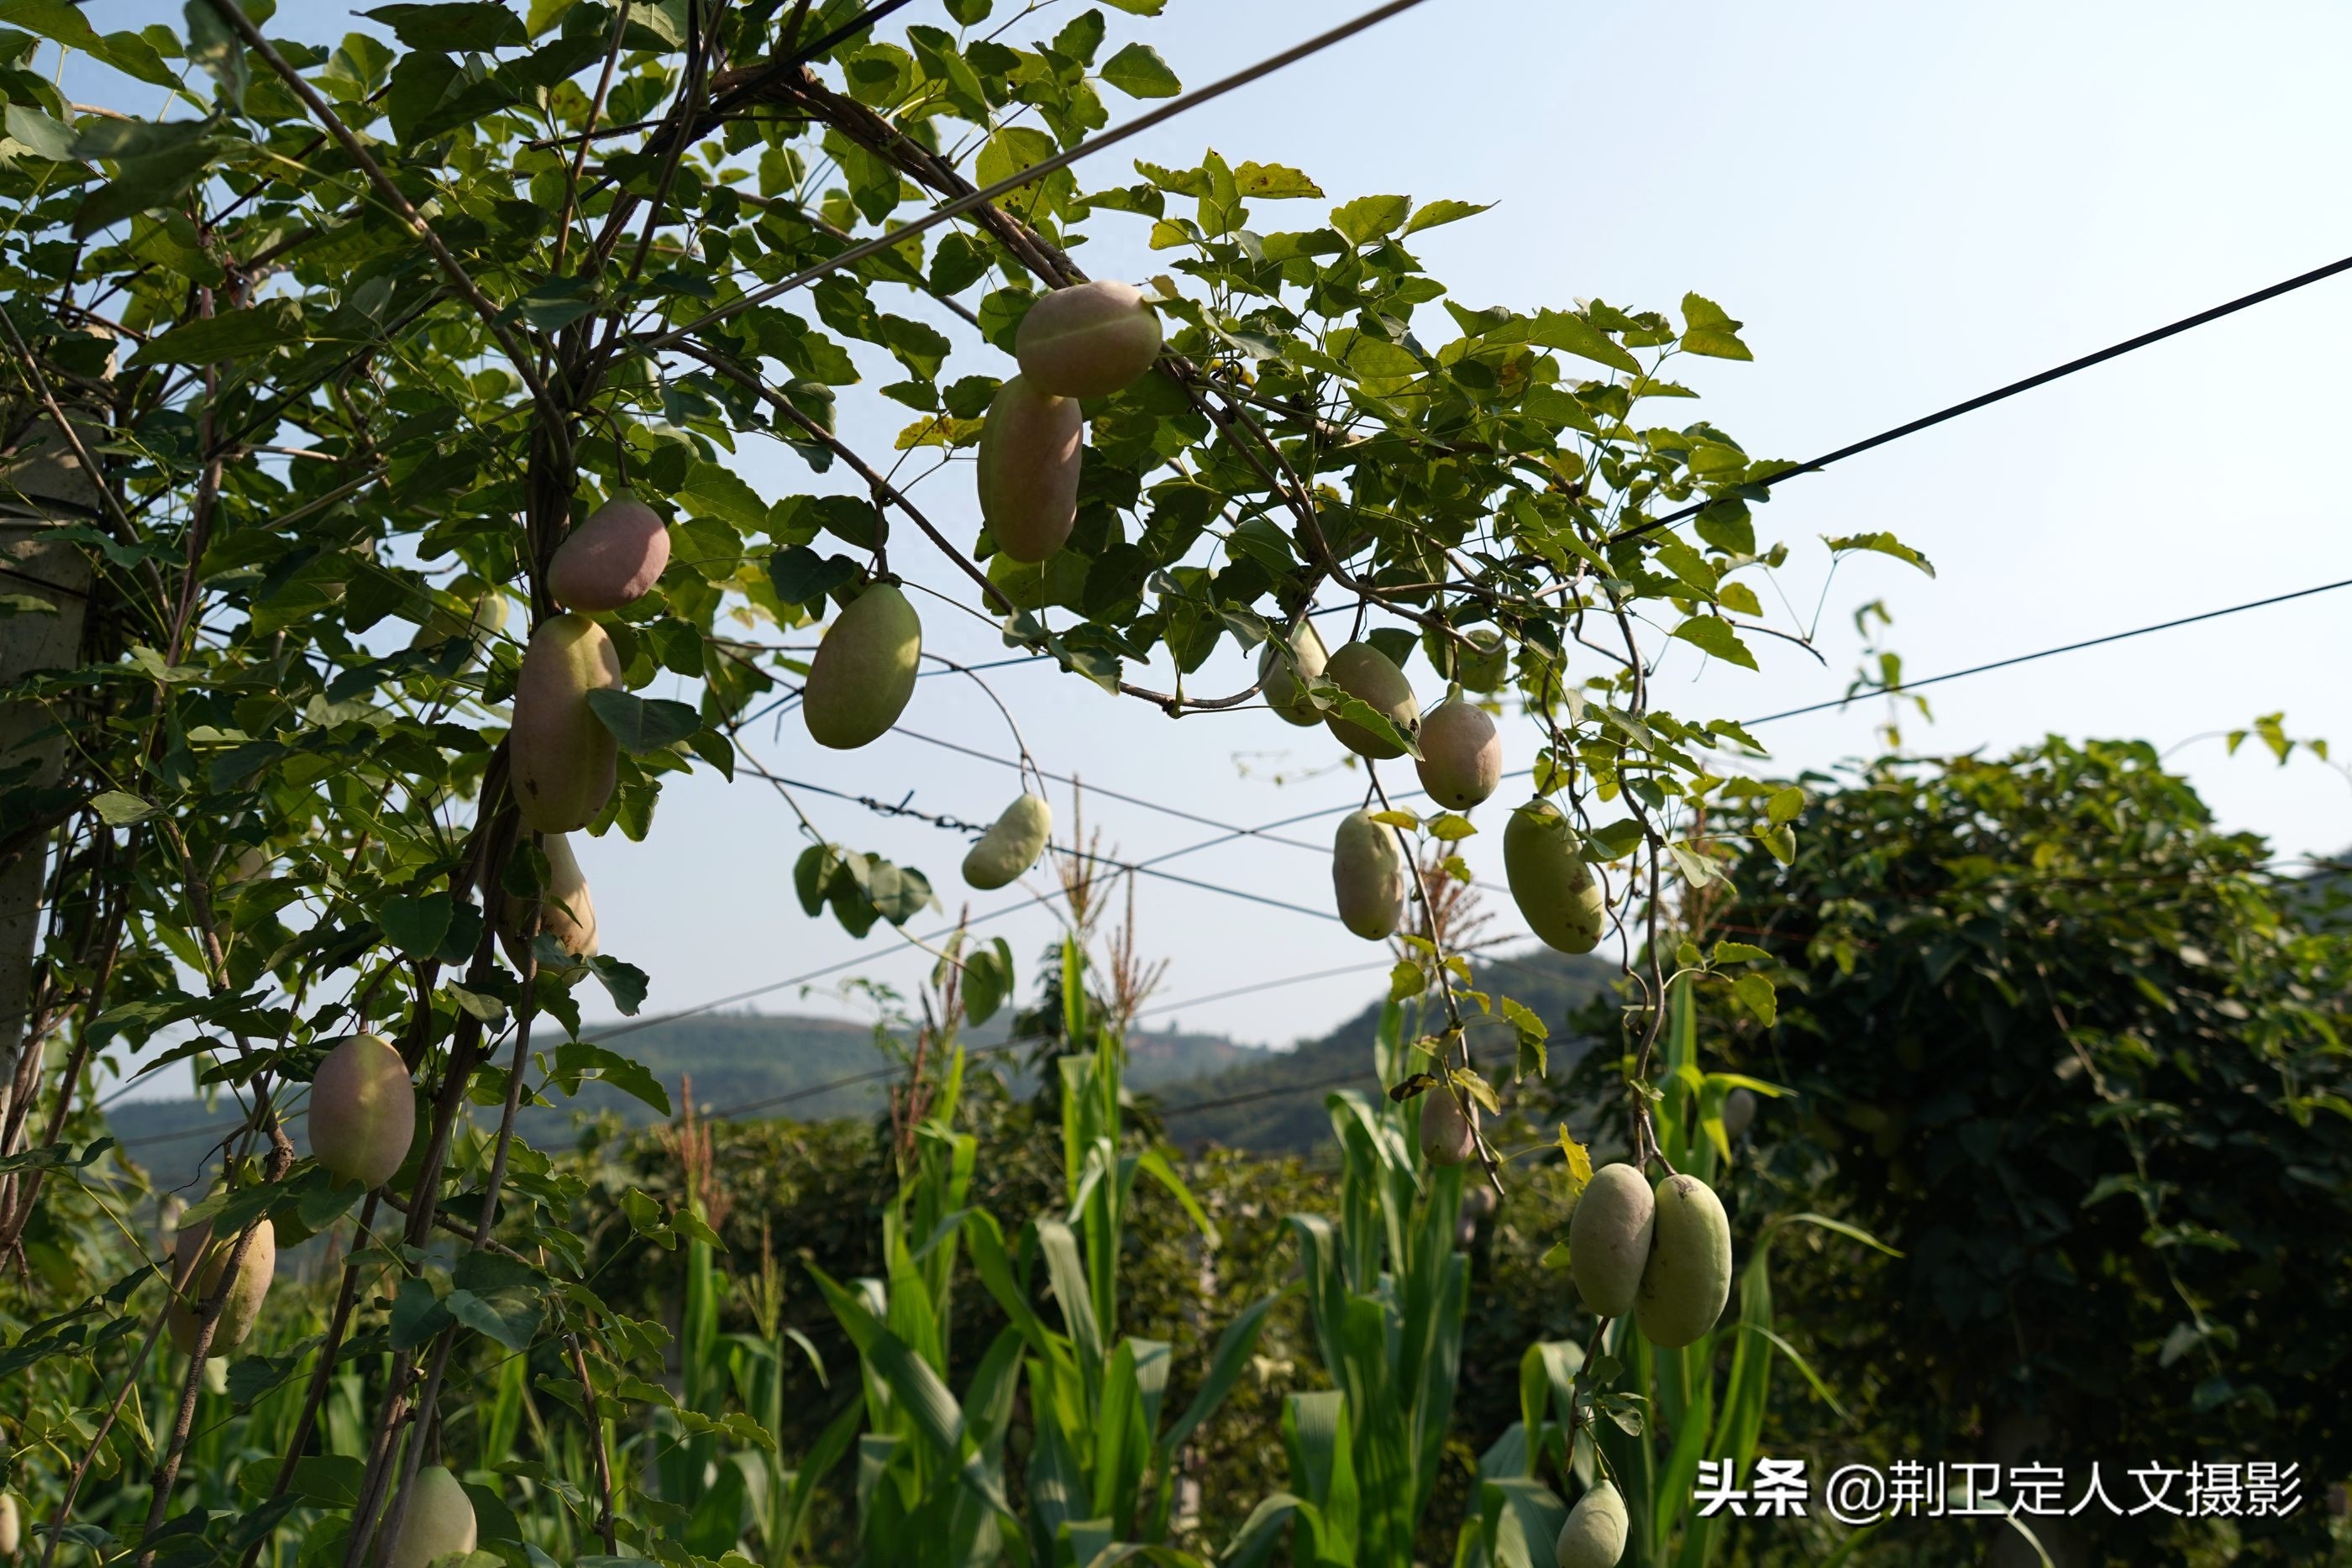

left=1223, top=999, right=1470, bottom=1568
left=1576, top=978, right=1893, bottom=1568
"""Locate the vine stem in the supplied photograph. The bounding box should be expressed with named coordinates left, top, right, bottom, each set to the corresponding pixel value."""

left=200, top=0, right=564, bottom=435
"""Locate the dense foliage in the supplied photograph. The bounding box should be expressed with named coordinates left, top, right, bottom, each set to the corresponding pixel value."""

left=0, top=0, right=2134, bottom=1561
left=1672, top=737, right=2352, bottom=1565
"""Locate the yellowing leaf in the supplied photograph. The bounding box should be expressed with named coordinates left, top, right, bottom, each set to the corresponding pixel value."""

left=894, top=415, right=984, bottom=450
left=1557, top=1125, right=1593, bottom=1199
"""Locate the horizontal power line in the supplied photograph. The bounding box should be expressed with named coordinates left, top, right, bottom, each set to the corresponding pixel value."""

left=894, top=726, right=1330, bottom=854
left=1610, top=248, right=2352, bottom=547
left=1739, top=575, right=2352, bottom=726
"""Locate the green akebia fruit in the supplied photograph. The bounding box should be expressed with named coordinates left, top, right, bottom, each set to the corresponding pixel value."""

left=510, top=613, right=622, bottom=833
left=165, top=1217, right=276, bottom=1356
left=1637, top=1172, right=1733, bottom=1349
left=549, top=494, right=670, bottom=611
left=963, top=793, right=1052, bottom=889
left=408, top=585, right=507, bottom=657
left=1721, top=1085, right=1757, bottom=1141
left=976, top=376, right=1082, bottom=563
left=1415, top=693, right=1501, bottom=809
left=1015, top=280, right=1164, bottom=398
left=307, top=1034, right=416, bottom=1189
left=803, top=582, right=922, bottom=749
left=1554, top=1481, right=1629, bottom=1568
left=389, top=1466, right=478, bottom=1568
left=1504, top=799, right=1604, bottom=954
left=1257, top=618, right=1329, bottom=726
left=1331, top=810, right=1405, bottom=939
left=1321, top=642, right=1420, bottom=758
left=1568, top=1162, right=1655, bottom=1318
left=1420, top=1082, right=1478, bottom=1167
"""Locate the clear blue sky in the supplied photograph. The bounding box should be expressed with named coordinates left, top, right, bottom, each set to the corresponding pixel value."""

left=72, top=1, right=2352, bottom=1072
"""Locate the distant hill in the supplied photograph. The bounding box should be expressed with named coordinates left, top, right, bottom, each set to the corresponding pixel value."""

left=1146, top=947, right=1617, bottom=1153
left=106, top=1009, right=1265, bottom=1181
left=106, top=954, right=1609, bottom=1175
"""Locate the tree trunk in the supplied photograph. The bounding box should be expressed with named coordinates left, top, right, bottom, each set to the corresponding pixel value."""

left=0, top=397, right=102, bottom=1166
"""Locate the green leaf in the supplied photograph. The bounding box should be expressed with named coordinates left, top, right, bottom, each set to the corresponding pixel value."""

left=1401, top=198, right=1491, bottom=236
left=555, top=1041, right=670, bottom=1114
left=769, top=546, right=859, bottom=607
left=1710, top=940, right=1768, bottom=966
left=361, top=3, right=527, bottom=50
left=961, top=936, right=1014, bottom=1027
left=1679, top=291, right=1753, bottom=360
left=585, top=955, right=648, bottom=1016
left=1427, top=812, right=1477, bottom=842
left=1331, top=193, right=1411, bottom=246
left=678, top=461, right=769, bottom=533
left=1824, top=531, right=1936, bottom=578
left=125, top=301, right=309, bottom=368
left=378, top=893, right=454, bottom=957
left=1669, top=616, right=1757, bottom=671
left=1098, top=41, right=1179, bottom=98
left=586, top=689, right=701, bottom=753
left=1731, top=972, right=1777, bottom=1026
left=4, top=102, right=75, bottom=160
left=89, top=789, right=155, bottom=826
left=1767, top=785, right=1806, bottom=826
left=1528, top=310, right=1642, bottom=375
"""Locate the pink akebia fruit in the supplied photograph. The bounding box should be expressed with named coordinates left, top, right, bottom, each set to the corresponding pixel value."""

left=1015, top=281, right=1164, bottom=399
left=549, top=495, right=669, bottom=611
left=1415, top=694, right=1502, bottom=809
left=977, top=376, right=1082, bottom=563
left=307, top=1033, right=417, bottom=1189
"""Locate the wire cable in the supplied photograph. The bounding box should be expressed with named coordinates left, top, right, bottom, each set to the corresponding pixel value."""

left=1609, top=249, right=2352, bottom=547
left=644, top=0, right=1435, bottom=351
left=1736, top=575, right=2352, bottom=727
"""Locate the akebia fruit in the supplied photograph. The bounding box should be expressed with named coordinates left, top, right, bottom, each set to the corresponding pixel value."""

left=1322, top=642, right=1420, bottom=758
left=538, top=833, right=599, bottom=957
left=1415, top=695, right=1501, bottom=809
left=1420, top=1083, right=1478, bottom=1167
left=549, top=494, right=669, bottom=611
left=409, top=588, right=508, bottom=654
left=803, top=583, right=921, bottom=750
left=1637, top=1172, right=1732, bottom=1349
left=0, top=1492, right=19, bottom=1558
left=963, top=794, right=1052, bottom=889
left=307, top=1034, right=416, bottom=1189
left=1554, top=1481, right=1629, bottom=1568
left=165, top=1217, right=276, bottom=1356
left=1504, top=800, right=1604, bottom=954
left=1568, top=1162, right=1655, bottom=1318
left=389, top=1466, right=478, bottom=1568
left=1331, top=810, right=1405, bottom=940
left=1722, top=1085, right=1757, bottom=1141
left=977, top=376, right=1081, bottom=563
left=501, top=827, right=597, bottom=963
left=1015, top=280, right=1163, bottom=399
left=510, top=613, right=621, bottom=833
left=1258, top=619, right=1329, bottom=726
